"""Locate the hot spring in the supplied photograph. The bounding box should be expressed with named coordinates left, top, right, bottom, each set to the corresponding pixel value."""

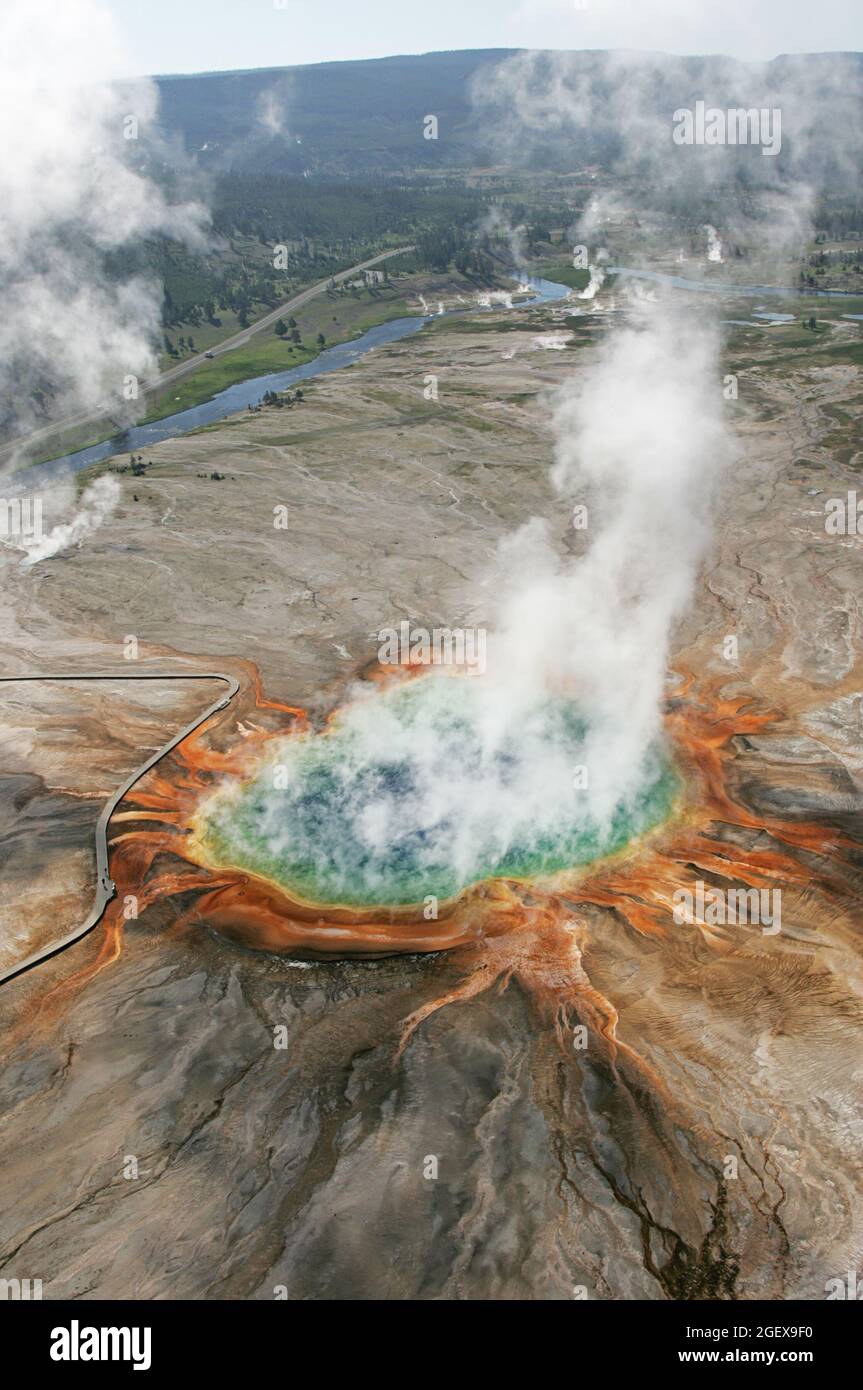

left=191, top=673, right=678, bottom=910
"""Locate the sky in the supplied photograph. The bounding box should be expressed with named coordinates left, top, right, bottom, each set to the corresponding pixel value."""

left=108, top=0, right=863, bottom=77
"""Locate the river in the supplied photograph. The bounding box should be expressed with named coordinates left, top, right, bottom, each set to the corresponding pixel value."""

left=23, top=267, right=861, bottom=482
left=28, top=276, right=570, bottom=481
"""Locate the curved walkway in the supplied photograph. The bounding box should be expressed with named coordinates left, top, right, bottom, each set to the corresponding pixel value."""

left=0, top=671, right=239, bottom=987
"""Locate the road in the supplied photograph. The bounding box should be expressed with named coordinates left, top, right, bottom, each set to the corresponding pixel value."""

left=0, top=670, right=240, bottom=987
left=0, top=244, right=414, bottom=466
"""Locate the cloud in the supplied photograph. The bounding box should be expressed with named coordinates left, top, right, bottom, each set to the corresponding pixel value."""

left=0, top=0, right=209, bottom=459
left=487, top=298, right=732, bottom=821
left=471, top=48, right=863, bottom=253
left=477, top=205, right=530, bottom=274
left=256, top=85, right=292, bottom=138
left=0, top=471, right=120, bottom=566
left=197, top=295, right=732, bottom=902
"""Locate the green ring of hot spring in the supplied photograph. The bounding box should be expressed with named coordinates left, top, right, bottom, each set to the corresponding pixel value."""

left=195, top=674, right=677, bottom=908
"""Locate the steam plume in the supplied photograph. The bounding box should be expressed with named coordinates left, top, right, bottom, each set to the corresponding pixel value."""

left=704, top=224, right=724, bottom=263
left=471, top=49, right=863, bottom=254
left=0, top=0, right=208, bottom=461
left=22, top=475, right=119, bottom=567
left=199, top=299, right=731, bottom=901
left=488, top=299, right=731, bottom=822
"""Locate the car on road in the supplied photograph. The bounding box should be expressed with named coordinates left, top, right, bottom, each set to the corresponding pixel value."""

left=204, top=351, right=215, bottom=358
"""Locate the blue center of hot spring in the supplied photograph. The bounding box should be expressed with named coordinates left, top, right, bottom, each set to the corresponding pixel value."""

left=195, top=674, right=677, bottom=907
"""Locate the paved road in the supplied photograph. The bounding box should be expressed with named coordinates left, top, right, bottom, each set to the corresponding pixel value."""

left=0, top=245, right=414, bottom=466
left=0, top=670, right=240, bottom=987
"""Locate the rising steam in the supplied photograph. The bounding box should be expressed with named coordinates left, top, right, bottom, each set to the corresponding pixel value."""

left=704, top=224, right=724, bottom=263
left=0, top=0, right=208, bottom=460
left=471, top=48, right=863, bottom=255
left=22, top=475, right=120, bottom=567
left=197, top=298, right=731, bottom=903
left=488, top=300, right=731, bottom=822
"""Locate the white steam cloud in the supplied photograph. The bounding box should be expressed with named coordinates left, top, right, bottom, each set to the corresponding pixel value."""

left=471, top=49, right=863, bottom=255
left=532, top=331, right=572, bottom=350
left=0, top=0, right=209, bottom=459
left=201, top=298, right=731, bottom=902
left=257, top=87, right=292, bottom=139
left=704, top=224, right=724, bottom=263
left=577, top=265, right=607, bottom=299
left=0, top=471, right=120, bottom=567
left=487, top=300, right=731, bottom=823
left=478, top=205, right=530, bottom=275
left=25, top=475, right=119, bottom=567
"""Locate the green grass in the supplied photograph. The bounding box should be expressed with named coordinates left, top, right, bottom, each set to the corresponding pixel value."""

left=14, top=274, right=449, bottom=468
left=144, top=287, right=415, bottom=421
left=138, top=272, right=483, bottom=424
left=429, top=316, right=537, bottom=334
left=530, top=262, right=592, bottom=291
left=143, top=339, right=316, bottom=421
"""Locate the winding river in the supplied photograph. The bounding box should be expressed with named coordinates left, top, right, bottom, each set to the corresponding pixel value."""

left=25, top=267, right=861, bottom=482
left=31, top=276, right=570, bottom=480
